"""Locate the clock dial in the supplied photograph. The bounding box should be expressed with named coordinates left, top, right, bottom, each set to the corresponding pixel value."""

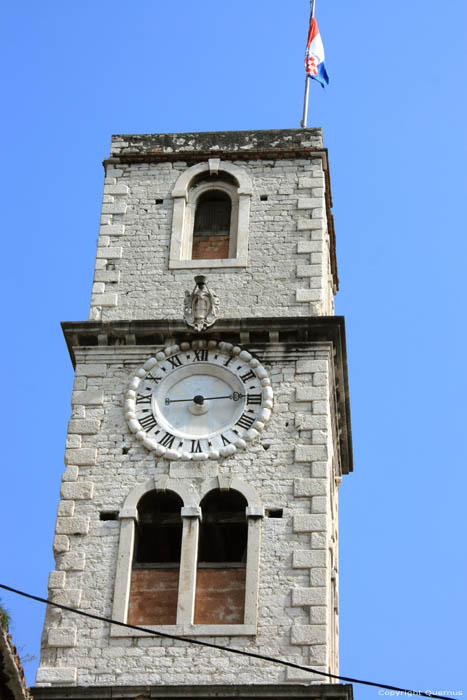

left=125, top=340, right=273, bottom=461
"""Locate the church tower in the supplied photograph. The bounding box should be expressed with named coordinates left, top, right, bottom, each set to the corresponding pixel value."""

left=34, top=128, right=353, bottom=699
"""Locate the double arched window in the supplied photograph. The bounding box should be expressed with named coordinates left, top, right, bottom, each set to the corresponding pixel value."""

left=169, top=159, right=252, bottom=269
left=111, top=477, right=263, bottom=637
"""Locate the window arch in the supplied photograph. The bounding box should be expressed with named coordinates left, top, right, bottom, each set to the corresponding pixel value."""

left=127, top=490, right=183, bottom=626
left=169, top=159, right=252, bottom=269
left=111, top=476, right=263, bottom=637
left=192, top=189, right=232, bottom=260
left=195, top=489, right=248, bottom=625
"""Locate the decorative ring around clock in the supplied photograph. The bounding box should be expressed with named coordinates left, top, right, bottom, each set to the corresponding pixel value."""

left=124, top=340, right=273, bottom=461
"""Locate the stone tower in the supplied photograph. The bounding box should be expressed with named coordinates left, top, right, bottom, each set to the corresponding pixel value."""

left=34, top=129, right=353, bottom=700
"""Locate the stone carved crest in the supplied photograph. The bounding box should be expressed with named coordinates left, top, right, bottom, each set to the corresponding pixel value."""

left=184, top=275, right=220, bottom=332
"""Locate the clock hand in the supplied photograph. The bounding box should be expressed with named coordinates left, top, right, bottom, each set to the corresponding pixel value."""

left=202, top=392, right=245, bottom=401
left=165, top=392, right=244, bottom=405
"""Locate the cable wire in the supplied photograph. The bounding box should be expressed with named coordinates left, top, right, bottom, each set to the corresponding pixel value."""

left=0, top=583, right=448, bottom=700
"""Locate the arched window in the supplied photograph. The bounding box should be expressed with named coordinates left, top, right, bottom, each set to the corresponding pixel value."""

left=127, top=490, right=183, bottom=626
left=192, top=190, right=232, bottom=260
left=169, top=159, right=252, bottom=269
left=111, top=476, right=263, bottom=637
left=195, top=489, right=247, bottom=624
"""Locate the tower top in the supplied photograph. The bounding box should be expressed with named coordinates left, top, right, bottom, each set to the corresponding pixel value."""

left=108, top=128, right=324, bottom=157
left=91, top=126, right=337, bottom=323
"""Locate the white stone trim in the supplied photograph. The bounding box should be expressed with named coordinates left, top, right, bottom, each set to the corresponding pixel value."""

left=169, top=160, right=252, bottom=269
left=243, top=517, right=262, bottom=626
left=110, top=623, right=257, bottom=637
left=198, top=476, right=263, bottom=509
left=171, top=161, right=253, bottom=198
left=294, top=164, right=335, bottom=315
left=111, top=516, right=135, bottom=626
left=120, top=477, right=198, bottom=515
left=176, top=516, right=200, bottom=625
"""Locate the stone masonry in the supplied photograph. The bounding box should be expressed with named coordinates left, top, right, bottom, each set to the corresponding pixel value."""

left=35, top=130, right=352, bottom=692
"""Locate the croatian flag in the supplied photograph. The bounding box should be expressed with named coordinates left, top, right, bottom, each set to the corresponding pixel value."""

left=305, top=16, right=329, bottom=87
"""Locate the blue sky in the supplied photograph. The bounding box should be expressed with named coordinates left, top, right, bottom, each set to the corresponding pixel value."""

left=0, top=0, right=466, bottom=696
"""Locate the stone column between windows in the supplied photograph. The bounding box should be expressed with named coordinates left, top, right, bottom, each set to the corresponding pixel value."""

left=176, top=506, right=201, bottom=625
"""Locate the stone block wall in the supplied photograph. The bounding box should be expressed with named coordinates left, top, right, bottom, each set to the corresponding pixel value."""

left=89, top=129, right=337, bottom=322
left=36, top=337, right=342, bottom=687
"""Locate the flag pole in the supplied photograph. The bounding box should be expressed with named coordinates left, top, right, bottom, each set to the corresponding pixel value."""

left=300, top=77, right=310, bottom=129
left=300, top=0, right=316, bottom=128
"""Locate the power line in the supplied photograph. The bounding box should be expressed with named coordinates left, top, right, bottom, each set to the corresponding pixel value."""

left=0, top=583, right=448, bottom=700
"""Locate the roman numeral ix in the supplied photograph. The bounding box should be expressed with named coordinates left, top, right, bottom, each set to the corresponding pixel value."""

left=136, top=393, right=152, bottom=404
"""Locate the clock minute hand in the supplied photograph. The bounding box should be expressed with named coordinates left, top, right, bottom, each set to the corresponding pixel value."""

left=204, top=392, right=245, bottom=401
left=165, top=392, right=244, bottom=406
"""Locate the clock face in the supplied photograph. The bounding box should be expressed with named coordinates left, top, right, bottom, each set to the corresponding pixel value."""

left=125, top=340, right=273, bottom=461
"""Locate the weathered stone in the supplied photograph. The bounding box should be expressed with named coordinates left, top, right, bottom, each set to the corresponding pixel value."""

left=91, top=293, right=118, bottom=307
left=36, top=668, right=77, bottom=684
left=295, top=445, right=328, bottom=462
left=296, top=385, right=328, bottom=401
left=297, top=240, right=322, bottom=254
left=48, top=628, right=77, bottom=647
left=51, top=589, right=82, bottom=608
left=57, top=500, right=75, bottom=517
left=55, top=517, right=89, bottom=535
left=292, top=587, right=327, bottom=606
left=293, top=514, right=327, bottom=533
left=298, top=176, right=325, bottom=189
left=52, top=535, right=69, bottom=554
left=64, top=448, right=97, bottom=466
left=58, top=552, right=86, bottom=571
left=291, top=624, right=327, bottom=645
left=71, top=391, right=104, bottom=406
left=94, top=269, right=121, bottom=283
left=75, top=364, right=107, bottom=377
left=293, top=550, right=327, bottom=568
left=48, top=571, right=66, bottom=589
left=297, top=197, right=323, bottom=210
left=67, top=419, right=100, bottom=434
left=296, top=288, right=322, bottom=302
left=60, top=482, right=94, bottom=500
left=95, top=246, right=123, bottom=259
left=294, top=478, right=328, bottom=497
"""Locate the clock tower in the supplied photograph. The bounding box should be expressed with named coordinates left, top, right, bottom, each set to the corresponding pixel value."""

left=34, top=128, right=353, bottom=700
